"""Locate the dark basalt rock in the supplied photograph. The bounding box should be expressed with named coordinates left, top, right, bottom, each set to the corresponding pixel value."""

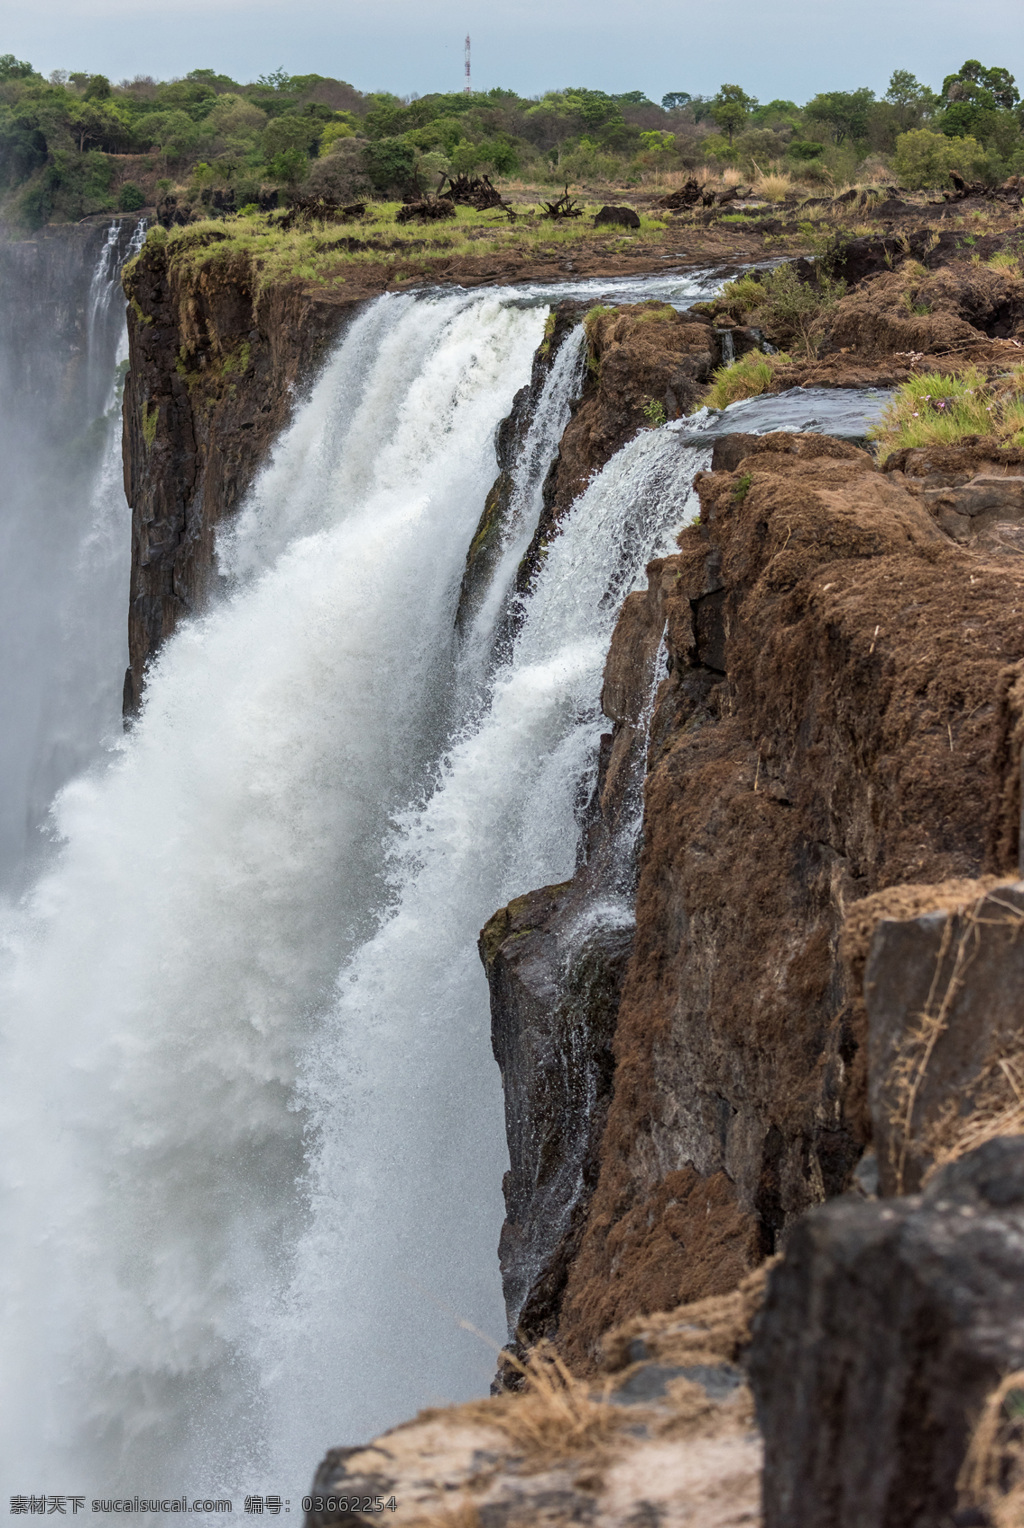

left=593, top=204, right=641, bottom=229
left=482, top=882, right=633, bottom=1351
left=748, top=1137, right=1024, bottom=1528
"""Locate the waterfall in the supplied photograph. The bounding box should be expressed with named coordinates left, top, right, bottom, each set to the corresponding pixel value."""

left=0, top=219, right=143, bottom=894
left=0, top=268, right=724, bottom=1498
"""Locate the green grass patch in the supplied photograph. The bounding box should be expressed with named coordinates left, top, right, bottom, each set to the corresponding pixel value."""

left=870, top=367, right=1024, bottom=458
left=702, top=350, right=792, bottom=409
left=709, top=274, right=767, bottom=321
left=126, top=200, right=687, bottom=301
left=632, top=300, right=677, bottom=323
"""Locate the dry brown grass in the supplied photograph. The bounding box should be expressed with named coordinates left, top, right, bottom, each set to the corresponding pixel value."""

left=480, top=1343, right=622, bottom=1459
left=959, top=1369, right=1024, bottom=1527
left=602, top=1264, right=771, bottom=1372
left=926, top=1051, right=1024, bottom=1181
left=751, top=165, right=793, bottom=202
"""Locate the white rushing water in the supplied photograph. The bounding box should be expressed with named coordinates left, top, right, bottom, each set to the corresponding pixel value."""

left=0, top=268, right=721, bottom=1501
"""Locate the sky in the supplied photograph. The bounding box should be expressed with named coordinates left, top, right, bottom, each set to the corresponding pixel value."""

left=3, top=0, right=1022, bottom=104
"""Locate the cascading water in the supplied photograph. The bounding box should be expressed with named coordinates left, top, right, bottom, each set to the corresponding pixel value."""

left=0, top=218, right=144, bottom=895
left=1, top=263, right=733, bottom=1499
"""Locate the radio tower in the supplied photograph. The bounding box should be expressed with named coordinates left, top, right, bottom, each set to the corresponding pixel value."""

left=464, top=34, right=471, bottom=94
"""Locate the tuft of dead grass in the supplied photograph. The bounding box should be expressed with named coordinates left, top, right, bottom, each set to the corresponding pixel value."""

left=881, top=889, right=1024, bottom=1191
left=752, top=167, right=793, bottom=203
left=475, top=1343, right=622, bottom=1459
left=437, top=1337, right=624, bottom=1471
left=959, top=1369, right=1024, bottom=1527
left=926, top=1053, right=1024, bottom=1181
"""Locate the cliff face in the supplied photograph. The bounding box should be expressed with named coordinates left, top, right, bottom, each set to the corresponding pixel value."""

left=478, top=301, right=721, bottom=1349
left=485, top=429, right=1024, bottom=1364
left=121, top=237, right=356, bottom=711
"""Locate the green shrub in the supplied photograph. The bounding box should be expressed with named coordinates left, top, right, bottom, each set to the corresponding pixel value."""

left=364, top=135, right=416, bottom=193
left=756, top=263, right=845, bottom=354
left=732, top=470, right=753, bottom=502
left=642, top=398, right=667, bottom=426
left=118, top=181, right=145, bottom=211
left=788, top=139, right=825, bottom=160
left=709, top=265, right=844, bottom=354
left=892, top=128, right=986, bottom=189
left=709, top=273, right=767, bottom=321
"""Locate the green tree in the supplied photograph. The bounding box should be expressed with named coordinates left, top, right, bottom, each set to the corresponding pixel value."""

left=883, top=70, right=936, bottom=130
left=939, top=60, right=1019, bottom=142
left=710, top=83, right=756, bottom=144
left=750, top=98, right=800, bottom=127
left=0, top=54, right=35, bottom=81
left=942, top=59, right=1019, bottom=111
left=661, top=91, right=692, bottom=110
left=262, top=112, right=320, bottom=159
left=267, top=148, right=307, bottom=185
left=364, top=134, right=416, bottom=193
left=0, top=103, right=47, bottom=184
left=257, top=67, right=292, bottom=91
left=804, top=87, right=875, bottom=144
left=132, top=107, right=202, bottom=160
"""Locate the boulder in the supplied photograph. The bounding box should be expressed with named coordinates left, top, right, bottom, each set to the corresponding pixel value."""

left=594, top=204, right=641, bottom=229
left=748, top=1137, right=1024, bottom=1528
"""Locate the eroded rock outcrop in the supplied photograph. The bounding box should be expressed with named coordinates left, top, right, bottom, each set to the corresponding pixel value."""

left=489, top=430, right=1024, bottom=1363
left=749, top=1137, right=1024, bottom=1528
left=824, top=261, right=1024, bottom=360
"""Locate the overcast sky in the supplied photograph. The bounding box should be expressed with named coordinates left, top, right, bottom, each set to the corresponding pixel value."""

left=5, top=0, right=1021, bottom=103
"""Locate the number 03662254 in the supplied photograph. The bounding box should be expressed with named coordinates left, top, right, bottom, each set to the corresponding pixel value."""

left=301, top=1498, right=398, bottom=1515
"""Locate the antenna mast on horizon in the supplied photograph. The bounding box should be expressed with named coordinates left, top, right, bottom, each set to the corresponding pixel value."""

left=464, top=35, right=471, bottom=94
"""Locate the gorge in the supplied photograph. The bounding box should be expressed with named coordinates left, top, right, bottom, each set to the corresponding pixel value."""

left=4, top=205, right=1024, bottom=1526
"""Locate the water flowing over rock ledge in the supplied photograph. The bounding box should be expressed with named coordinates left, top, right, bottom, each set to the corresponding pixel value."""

left=61, top=222, right=1024, bottom=1515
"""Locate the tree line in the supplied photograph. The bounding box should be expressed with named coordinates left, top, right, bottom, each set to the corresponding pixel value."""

left=0, top=54, right=1021, bottom=225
